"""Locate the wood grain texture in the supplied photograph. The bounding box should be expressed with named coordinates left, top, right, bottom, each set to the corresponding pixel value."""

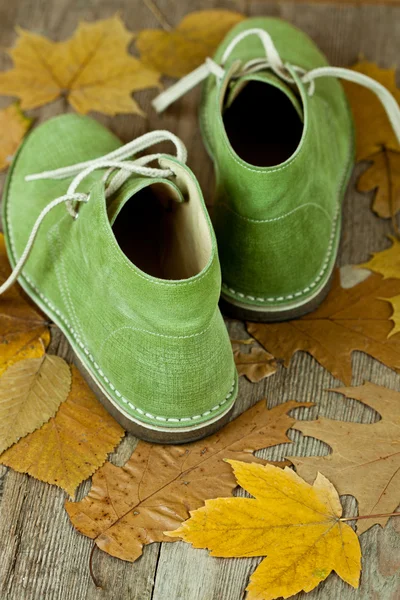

left=0, top=1, right=399, bottom=599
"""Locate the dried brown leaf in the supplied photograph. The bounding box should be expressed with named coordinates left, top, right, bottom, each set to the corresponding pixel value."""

left=290, top=382, right=400, bottom=534
left=234, top=347, right=277, bottom=382
left=343, top=61, right=400, bottom=219
left=65, top=399, right=310, bottom=562
left=248, top=269, right=400, bottom=384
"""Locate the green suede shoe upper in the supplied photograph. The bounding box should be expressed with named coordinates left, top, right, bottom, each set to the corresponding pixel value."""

left=200, top=17, right=355, bottom=311
left=3, top=115, right=237, bottom=429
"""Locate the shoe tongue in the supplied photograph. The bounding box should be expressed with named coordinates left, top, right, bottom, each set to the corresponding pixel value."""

left=107, top=175, right=185, bottom=225
left=224, top=71, right=304, bottom=121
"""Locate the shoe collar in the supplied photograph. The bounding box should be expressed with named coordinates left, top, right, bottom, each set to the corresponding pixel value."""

left=0, top=131, right=216, bottom=296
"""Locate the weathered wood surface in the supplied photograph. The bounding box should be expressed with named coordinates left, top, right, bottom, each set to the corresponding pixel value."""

left=0, top=1, right=400, bottom=599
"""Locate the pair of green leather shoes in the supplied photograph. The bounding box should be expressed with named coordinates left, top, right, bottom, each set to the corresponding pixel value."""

left=3, top=18, right=400, bottom=443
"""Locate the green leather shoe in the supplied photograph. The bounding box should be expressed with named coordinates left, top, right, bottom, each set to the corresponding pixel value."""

left=154, top=17, right=400, bottom=321
left=2, top=115, right=238, bottom=443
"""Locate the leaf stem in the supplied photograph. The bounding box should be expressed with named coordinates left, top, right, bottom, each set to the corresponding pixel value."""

left=340, top=511, right=400, bottom=522
left=89, top=543, right=102, bottom=589
left=142, top=0, right=172, bottom=31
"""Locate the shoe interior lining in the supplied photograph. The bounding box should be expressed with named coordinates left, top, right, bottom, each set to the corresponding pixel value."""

left=112, top=182, right=211, bottom=280
left=223, top=81, right=304, bottom=167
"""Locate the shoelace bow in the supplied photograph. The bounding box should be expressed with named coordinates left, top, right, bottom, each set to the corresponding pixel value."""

left=0, top=130, right=187, bottom=295
left=152, top=27, right=400, bottom=147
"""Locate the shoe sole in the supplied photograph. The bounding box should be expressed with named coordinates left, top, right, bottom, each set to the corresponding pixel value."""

left=220, top=269, right=334, bottom=322
left=77, top=354, right=237, bottom=444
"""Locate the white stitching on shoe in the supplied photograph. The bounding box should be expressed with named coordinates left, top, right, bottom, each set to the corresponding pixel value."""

left=220, top=114, right=356, bottom=307
left=220, top=86, right=355, bottom=308
left=216, top=202, right=333, bottom=224
left=97, top=321, right=215, bottom=360
left=12, top=270, right=238, bottom=424
left=222, top=194, right=340, bottom=304
left=49, top=222, right=83, bottom=335
left=5, top=178, right=236, bottom=425
left=203, top=71, right=309, bottom=176
left=221, top=205, right=338, bottom=303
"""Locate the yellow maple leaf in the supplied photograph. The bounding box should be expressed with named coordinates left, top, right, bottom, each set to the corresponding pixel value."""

left=290, top=382, right=400, bottom=535
left=167, top=461, right=361, bottom=600
left=135, top=10, right=245, bottom=78
left=0, top=365, right=124, bottom=497
left=343, top=61, right=400, bottom=219
left=0, top=103, right=32, bottom=170
left=0, top=16, right=160, bottom=116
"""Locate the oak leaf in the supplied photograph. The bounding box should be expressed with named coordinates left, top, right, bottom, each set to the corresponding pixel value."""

left=234, top=346, right=277, bottom=382
left=0, top=366, right=124, bottom=497
left=0, top=354, right=71, bottom=454
left=343, top=61, right=400, bottom=219
left=290, top=382, right=400, bottom=535
left=136, top=10, right=245, bottom=78
left=247, top=269, right=400, bottom=384
left=65, top=398, right=310, bottom=561
left=168, top=461, right=361, bottom=600
left=0, top=233, right=50, bottom=376
left=0, top=16, right=160, bottom=116
left=0, top=103, right=32, bottom=170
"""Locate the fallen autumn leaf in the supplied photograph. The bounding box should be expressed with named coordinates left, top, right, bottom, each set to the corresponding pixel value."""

left=0, top=103, right=32, bottom=170
left=168, top=460, right=361, bottom=600
left=0, top=366, right=124, bottom=497
left=65, top=398, right=310, bottom=561
left=289, top=382, right=400, bottom=534
left=343, top=61, right=400, bottom=221
left=0, top=16, right=160, bottom=116
left=247, top=268, right=400, bottom=384
left=234, top=346, right=277, bottom=382
left=361, top=235, right=400, bottom=280
left=0, top=233, right=50, bottom=376
left=136, top=10, right=245, bottom=78
left=0, top=354, right=71, bottom=454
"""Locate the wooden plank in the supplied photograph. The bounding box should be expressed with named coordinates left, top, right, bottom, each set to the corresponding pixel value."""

left=0, top=1, right=399, bottom=599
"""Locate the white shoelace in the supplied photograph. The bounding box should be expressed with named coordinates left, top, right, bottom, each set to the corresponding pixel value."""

left=152, top=28, right=400, bottom=146
left=0, top=130, right=187, bottom=295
